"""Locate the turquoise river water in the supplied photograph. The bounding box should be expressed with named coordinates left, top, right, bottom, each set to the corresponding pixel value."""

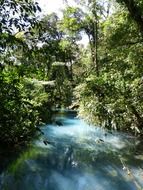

left=0, top=110, right=143, bottom=190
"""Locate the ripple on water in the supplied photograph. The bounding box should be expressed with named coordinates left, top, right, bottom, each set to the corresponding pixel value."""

left=0, top=111, right=143, bottom=190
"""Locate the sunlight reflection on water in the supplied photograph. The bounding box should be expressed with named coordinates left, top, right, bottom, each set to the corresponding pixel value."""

left=0, top=111, right=143, bottom=190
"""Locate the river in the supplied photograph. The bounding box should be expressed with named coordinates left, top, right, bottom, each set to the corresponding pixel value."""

left=0, top=110, right=143, bottom=190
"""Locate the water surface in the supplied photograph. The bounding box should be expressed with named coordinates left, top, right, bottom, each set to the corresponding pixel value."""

left=0, top=110, right=143, bottom=190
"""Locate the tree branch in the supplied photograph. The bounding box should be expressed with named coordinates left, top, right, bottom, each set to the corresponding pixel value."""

left=118, top=0, right=143, bottom=34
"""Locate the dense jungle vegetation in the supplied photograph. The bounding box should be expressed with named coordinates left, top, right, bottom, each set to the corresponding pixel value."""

left=0, top=0, right=143, bottom=146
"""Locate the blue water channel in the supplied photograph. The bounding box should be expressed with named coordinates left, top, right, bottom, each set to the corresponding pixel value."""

left=0, top=110, right=143, bottom=190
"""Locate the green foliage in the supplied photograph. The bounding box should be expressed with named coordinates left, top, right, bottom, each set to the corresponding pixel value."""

left=1, top=0, right=143, bottom=147
left=116, top=0, right=143, bottom=34
left=49, top=62, right=73, bottom=107
left=75, top=5, right=143, bottom=135
left=61, top=6, right=83, bottom=35
left=0, top=1, right=79, bottom=146
left=76, top=73, right=143, bottom=134
left=0, top=0, right=41, bottom=52
left=0, top=67, right=49, bottom=146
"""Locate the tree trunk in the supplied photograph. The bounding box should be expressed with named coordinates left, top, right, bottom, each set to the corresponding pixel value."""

left=119, top=0, right=143, bottom=34
left=95, top=19, right=99, bottom=76
left=90, top=0, right=99, bottom=76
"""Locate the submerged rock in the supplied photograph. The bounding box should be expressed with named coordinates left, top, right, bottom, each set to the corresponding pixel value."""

left=43, top=140, right=52, bottom=145
left=55, top=121, right=63, bottom=126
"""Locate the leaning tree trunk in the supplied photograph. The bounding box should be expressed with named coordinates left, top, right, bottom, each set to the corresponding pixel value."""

left=118, top=0, right=143, bottom=34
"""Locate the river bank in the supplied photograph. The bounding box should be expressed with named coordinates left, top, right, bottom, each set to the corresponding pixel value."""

left=0, top=110, right=143, bottom=190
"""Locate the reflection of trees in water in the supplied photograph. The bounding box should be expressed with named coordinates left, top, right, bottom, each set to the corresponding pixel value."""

left=64, top=146, right=74, bottom=169
left=1, top=116, right=143, bottom=190
left=1, top=143, right=143, bottom=190
left=43, top=145, right=77, bottom=172
left=35, top=145, right=75, bottom=173
left=0, top=148, right=22, bottom=175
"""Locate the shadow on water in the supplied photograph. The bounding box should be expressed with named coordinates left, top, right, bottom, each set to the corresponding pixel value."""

left=0, top=110, right=143, bottom=190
